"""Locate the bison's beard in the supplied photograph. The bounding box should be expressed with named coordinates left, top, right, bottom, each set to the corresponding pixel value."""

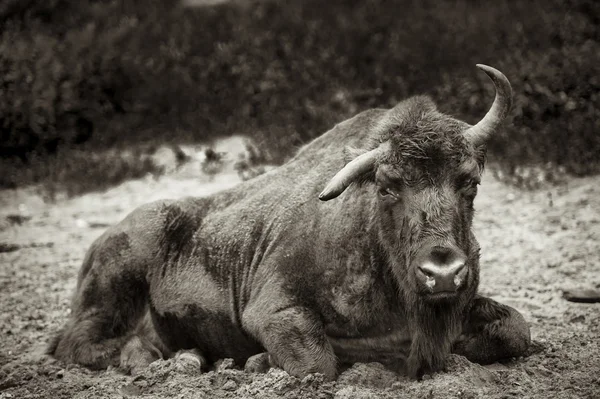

left=377, top=216, right=480, bottom=378
left=396, top=245, right=479, bottom=377
left=395, top=248, right=479, bottom=378
left=403, top=289, right=474, bottom=378
left=382, top=251, right=477, bottom=377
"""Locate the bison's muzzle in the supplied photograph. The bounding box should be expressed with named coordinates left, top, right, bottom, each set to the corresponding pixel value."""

left=414, top=245, right=469, bottom=299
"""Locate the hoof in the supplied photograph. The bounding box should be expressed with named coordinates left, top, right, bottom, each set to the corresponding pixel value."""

left=120, top=336, right=161, bottom=376
left=244, top=352, right=272, bottom=373
left=174, top=350, right=205, bottom=375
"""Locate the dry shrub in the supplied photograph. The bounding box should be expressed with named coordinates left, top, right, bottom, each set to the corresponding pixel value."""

left=1, top=0, right=598, bottom=194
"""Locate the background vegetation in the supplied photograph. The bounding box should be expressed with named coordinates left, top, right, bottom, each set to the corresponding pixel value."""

left=1, top=0, right=598, bottom=194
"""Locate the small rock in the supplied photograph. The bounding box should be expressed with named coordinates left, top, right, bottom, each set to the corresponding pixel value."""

left=470, top=365, right=497, bottom=385
left=337, top=362, right=399, bottom=388
left=5, top=214, right=31, bottom=225
left=301, top=373, right=325, bottom=387
left=120, top=383, right=142, bottom=396
left=0, top=243, right=21, bottom=253
left=266, top=369, right=300, bottom=394
left=562, top=289, right=600, bottom=303
left=56, top=369, right=64, bottom=379
left=334, top=386, right=374, bottom=399
left=484, top=363, right=510, bottom=371
left=0, top=374, right=18, bottom=391
left=536, top=365, right=554, bottom=377
left=133, top=379, right=149, bottom=389
left=75, top=219, right=89, bottom=228
left=222, top=380, right=237, bottom=391
left=215, top=358, right=235, bottom=371
left=526, top=340, right=547, bottom=356
left=569, top=315, right=585, bottom=323
left=445, top=354, right=473, bottom=372
left=88, top=221, right=111, bottom=229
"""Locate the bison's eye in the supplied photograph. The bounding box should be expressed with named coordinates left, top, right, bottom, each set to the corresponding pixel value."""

left=379, top=188, right=393, bottom=197
left=460, top=178, right=479, bottom=201
left=466, top=178, right=480, bottom=188
left=456, top=177, right=479, bottom=201
left=378, top=187, right=400, bottom=199
left=458, top=177, right=480, bottom=191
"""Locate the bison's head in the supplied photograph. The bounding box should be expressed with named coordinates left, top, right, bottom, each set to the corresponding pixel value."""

left=319, top=65, right=511, bottom=304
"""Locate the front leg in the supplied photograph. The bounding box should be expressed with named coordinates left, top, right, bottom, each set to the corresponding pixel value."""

left=452, top=295, right=531, bottom=364
left=243, top=304, right=337, bottom=380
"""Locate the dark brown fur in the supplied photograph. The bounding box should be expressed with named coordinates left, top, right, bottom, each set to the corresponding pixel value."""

left=48, top=96, right=530, bottom=379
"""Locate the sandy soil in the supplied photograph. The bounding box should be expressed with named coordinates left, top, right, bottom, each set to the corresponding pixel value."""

left=1, top=139, right=599, bottom=399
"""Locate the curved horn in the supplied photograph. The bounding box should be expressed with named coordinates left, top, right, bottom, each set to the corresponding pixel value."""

left=319, top=145, right=386, bottom=201
left=464, top=64, right=513, bottom=147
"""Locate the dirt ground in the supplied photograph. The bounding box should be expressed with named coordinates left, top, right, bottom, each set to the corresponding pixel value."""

left=1, top=138, right=599, bottom=399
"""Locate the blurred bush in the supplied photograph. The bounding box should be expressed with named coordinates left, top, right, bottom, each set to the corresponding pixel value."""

left=1, top=0, right=598, bottom=192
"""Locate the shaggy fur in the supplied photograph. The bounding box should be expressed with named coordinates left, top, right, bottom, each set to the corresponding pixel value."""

left=48, top=95, right=530, bottom=379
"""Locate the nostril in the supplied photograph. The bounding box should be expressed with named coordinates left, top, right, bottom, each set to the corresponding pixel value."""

left=418, top=265, right=435, bottom=278
left=452, top=262, right=466, bottom=275
left=451, top=263, right=467, bottom=287
left=417, top=265, right=438, bottom=291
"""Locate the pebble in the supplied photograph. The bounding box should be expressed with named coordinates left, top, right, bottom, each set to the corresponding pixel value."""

left=75, top=219, right=89, bottom=228
left=301, top=373, right=325, bottom=386
left=222, top=380, right=237, bottom=391
left=536, top=365, right=554, bottom=377
left=569, top=315, right=585, bottom=323
left=334, top=386, right=374, bottom=399
left=215, top=358, right=235, bottom=371
left=337, top=362, right=399, bottom=388
left=120, top=383, right=142, bottom=396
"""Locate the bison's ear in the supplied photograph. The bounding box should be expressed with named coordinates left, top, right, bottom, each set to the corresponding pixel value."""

left=319, top=144, right=387, bottom=201
left=474, top=144, right=487, bottom=170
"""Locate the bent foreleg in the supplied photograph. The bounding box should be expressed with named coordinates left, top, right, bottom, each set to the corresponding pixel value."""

left=452, top=296, right=531, bottom=364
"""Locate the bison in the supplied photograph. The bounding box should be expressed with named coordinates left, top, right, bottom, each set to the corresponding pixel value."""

left=49, top=64, right=530, bottom=380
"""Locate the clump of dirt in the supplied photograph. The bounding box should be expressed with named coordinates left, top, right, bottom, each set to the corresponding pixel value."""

left=1, top=141, right=599, bottom=398
left=336, top=362, right=402, bottom=388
